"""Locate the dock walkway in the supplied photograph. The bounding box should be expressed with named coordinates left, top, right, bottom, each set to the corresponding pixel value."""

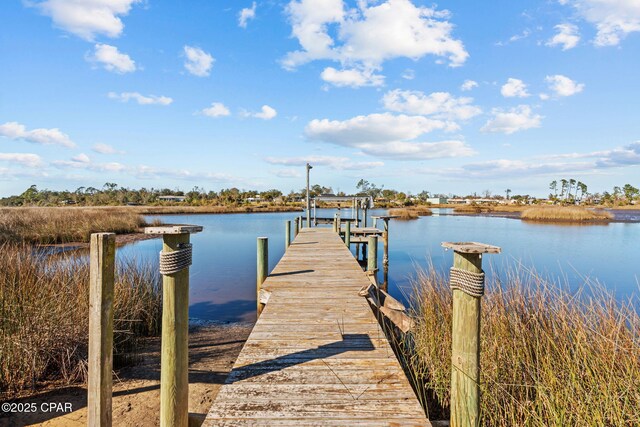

left=204, top=227, right=429, bottom=426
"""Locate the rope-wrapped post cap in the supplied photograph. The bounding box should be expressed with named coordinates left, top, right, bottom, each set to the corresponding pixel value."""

left=144, top=224, right=203, bottom=235
left=441, top=241, right=501, bottom=254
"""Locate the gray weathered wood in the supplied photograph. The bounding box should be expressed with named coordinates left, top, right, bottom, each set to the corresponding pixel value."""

left=145, top=225, right=203, bottom=235
left=285, top=220, right=291, bottom=249
left=204, top=228, right=429, bottom=426
left=88, top=233, right=116, bottom=427
left=257, top=237, right=268, bottom=317
left=160, top=233, right=191, bottom=427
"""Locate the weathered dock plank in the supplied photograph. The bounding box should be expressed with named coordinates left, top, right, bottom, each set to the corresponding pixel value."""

left=203, top=228, right=429, bottom=426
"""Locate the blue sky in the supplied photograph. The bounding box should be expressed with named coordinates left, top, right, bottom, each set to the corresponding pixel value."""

left=1, top=0, right=639, bottom=198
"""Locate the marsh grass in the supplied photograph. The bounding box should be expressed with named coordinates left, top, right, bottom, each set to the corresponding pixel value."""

left=521, top=206, right=613, bottom=222
left=0, top=207, right=146, bottom=244
left=405, top=265, right=640, bottom=425
left=0, top=243, right=161, bottom=395
left=389, top=207, right=433, bottom=220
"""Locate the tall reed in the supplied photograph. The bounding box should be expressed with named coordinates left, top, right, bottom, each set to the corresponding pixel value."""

left=406, top=265, right=640, bottom=425
left=521, top=206, right=613, bottom=222
left=0, top=243, right=161, bottom=395
left=0, top=207, right=146, bottom=244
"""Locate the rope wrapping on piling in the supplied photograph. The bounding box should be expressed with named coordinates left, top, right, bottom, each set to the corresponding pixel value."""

left=159, top=243, right=192, bottom=275
left=449, top=267, right=485, bottom=297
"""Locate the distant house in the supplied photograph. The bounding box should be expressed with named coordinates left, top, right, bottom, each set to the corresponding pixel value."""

left=245, top=196, right=262, bottom=203
left=427, top=197, right=448, bottom=204
left=158, top=195, right=186, bottom=202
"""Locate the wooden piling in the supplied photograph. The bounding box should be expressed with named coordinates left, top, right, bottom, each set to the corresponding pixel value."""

left=367, top=235, right=378, bottom=274
left=88, top=233, right=116, bottom=427
left=345, top=221, right=351, bottom=248
left=145, top=225, right=202, bottom=427
left=285, top=220, right=291, bottom=249
left=442, top=242, right=500, bottom=427
left=160, top=233, right=190, bottom=427
left=257, top=237, right=268, bottom=317
left=294, top=216, right=299, bottom=237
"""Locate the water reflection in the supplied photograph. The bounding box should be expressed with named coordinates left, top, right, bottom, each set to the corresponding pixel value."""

left=116, top=209, right=639, bottom=322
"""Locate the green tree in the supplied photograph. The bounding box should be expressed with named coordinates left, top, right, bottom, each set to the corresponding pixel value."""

left=623, top=184, right=639, bottom=202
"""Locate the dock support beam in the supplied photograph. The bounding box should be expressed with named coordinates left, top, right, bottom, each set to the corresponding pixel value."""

left=367, top=236, right=378, bottom=276
left=345, top=221, right=351, bottom=248
left=443, top=242, right=500, bottom=427
left=257, top=237, right=268, bottom=317
left=285, top=220, right=291, bottom=249
left=160, top=233, right=191, bottom=427
left=88, top=233, right=115, bottom=427
left=294, top=217, right=299, bottom=237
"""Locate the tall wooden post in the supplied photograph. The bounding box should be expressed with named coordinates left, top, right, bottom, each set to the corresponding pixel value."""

left=442, top=242, right=500, bottom=427
left=306, top=163, right=312, bottom=228
left=294, top=216, right=299, bottom=237
left=257, top=237, right=268, bottom=317
left=345, top=221, right=351, bottom=248
left=88, top=233, right=116, bottom=427
left=285, top=220, right=291, bottom=249
left=145, top=225, right=202, bottom=427
left=367, top=235, right=378, bottom=274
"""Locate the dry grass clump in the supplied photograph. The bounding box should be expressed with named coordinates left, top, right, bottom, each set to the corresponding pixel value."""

left=406, top=266, right=640, bottom=425
left=521, top=206, right=613, bottom=222
left=0, top=243, right=161, bottom=395
left=0, top=207, right=146, bottom=244
left=453, top=204, right=491, bottom=213
left=389, top=208, right=419, bottom=220
left=411, top=207, right=433, bottom=216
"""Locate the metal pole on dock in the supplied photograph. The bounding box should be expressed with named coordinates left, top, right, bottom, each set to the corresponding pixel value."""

left=442, top=242, right=500, bottom=427
left=145, top=225, right=202, bottom=427
left=285, top=220, right=291, bottom=249
left=88, top=232, right=115, bottom=427
left=257, top=237, right=268, bottom=317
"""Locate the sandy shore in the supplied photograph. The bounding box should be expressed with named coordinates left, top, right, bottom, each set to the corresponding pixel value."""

left=0, top=323, right=253, bottom=427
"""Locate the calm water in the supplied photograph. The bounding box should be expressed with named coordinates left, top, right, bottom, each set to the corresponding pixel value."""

left=117, top=209, right=640, bottom=323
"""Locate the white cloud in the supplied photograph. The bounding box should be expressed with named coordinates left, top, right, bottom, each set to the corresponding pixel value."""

left=243, top=105, right=277, bottom=120
left=239, top=2, right=257, bottom=28
left=545, top=74, right=585, bottom=97
left=547, top=23, right=580, bottom=50
left=53, top=156, right=127, bottom=172
left=0, top=121, right=76, bottom=148
left=481, top=105, right=542, bottom=134
left=382, top=89, right=481, bottom=121
left=304, top=113, right=472, bottom=160
left=272, top=168, right=303, bottom=178
left=0, top=153, right=44, bottom=168
left=445, top=141, right=640, bottom=179
left=320, top=66, right=384, bottom=88
left=561, top=0, right=640, bottom=46
left=460, top=79, right=478, bottom=91
left=108, top=92, right=173, bottom=105
left=92, top=143, right=124, bottom=154
left=401, top=69, right=415, bottom=80
left=183, top=46, right=214, bottom=77
left=89, top=43, right=136, bottom=73
left=500, top=78, right=530, bottom=98
left=306, top=113, right=454, bottom=145
left=33, top=0, right=141, bottom=40
left=266, top=155, right=384, bottom=170
left=201, top=102, right=231, bottom=118
left=283, top=0, right=468, bottom=82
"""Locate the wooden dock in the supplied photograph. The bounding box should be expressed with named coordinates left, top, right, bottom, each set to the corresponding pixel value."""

left=203, top=227, right=429, bottom=426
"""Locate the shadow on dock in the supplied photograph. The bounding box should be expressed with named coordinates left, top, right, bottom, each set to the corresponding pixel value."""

left=226, top=334, right=375, bottom=383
